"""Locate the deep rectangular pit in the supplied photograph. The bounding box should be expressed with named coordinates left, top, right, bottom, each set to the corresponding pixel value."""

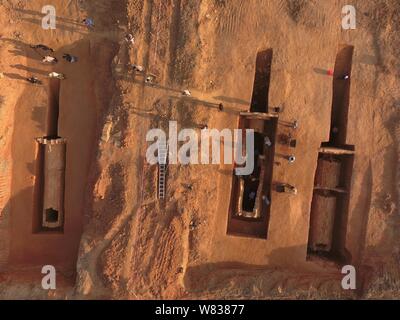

left=227, top=48, right=276, bottom=239
left=329, top=45, right=354, bottom=146
left=47, top=79, right=61, bottom=139
left=250, top=49, right=273, bottom=113
left=33, top=79, right=66, bottom=232
left=308, top=152, right=354, bottom=261
left=307, top=45, right=355, bottom=263
left=8, top=41, right=114, bottom=277
left=241, top=132, right=264, bottom=213
left=33, top=138, right=67, bottom=232
left=227, top=116, right=278, bottom=239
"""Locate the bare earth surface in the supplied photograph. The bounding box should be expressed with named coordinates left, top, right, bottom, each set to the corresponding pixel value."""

left=0, top=0, right=399, bottom=299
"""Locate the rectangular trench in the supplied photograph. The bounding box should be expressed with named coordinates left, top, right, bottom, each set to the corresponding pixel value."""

left=227, top=49, right=276, bottom=239
left=308, top=152, right=354, bottom=262
left=227, top=116, right=278, bottom=239
left=33, top=79, right=66, bottom=233
left=307, top=44, right=355, bottom=263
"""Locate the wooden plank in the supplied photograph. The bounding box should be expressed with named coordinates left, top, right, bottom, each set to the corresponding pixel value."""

left=319, top=146, right=355, bottom=155
left=314, top=185, right=348, bottom=194
left=240, top=112, right=278, bottom=119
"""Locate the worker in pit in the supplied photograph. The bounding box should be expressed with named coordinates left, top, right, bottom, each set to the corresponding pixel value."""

left=264, top=136, right=272, bottom=147
left=63, top=54, right=78, bottom=63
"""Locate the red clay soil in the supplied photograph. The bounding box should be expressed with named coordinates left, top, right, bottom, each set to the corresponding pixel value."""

left=0, top=0, right=400, bottom=299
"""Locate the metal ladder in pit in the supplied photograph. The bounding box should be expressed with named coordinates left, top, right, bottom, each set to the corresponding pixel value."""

left=158, top=141, right=168, bottom=200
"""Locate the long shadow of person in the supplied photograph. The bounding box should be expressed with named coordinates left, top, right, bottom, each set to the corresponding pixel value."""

left=0, top=38, right=43, bottom=61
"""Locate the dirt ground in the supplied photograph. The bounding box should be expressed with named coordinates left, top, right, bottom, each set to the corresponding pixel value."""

left=0, top=0, right=399, bottom=299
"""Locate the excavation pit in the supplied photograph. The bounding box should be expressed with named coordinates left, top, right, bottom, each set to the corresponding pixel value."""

left=227, top=49, right=276, bottom=239
left=307, top=45, right=356, bottom=263
left=308, top=149, right=355, bottom=262
left=227, top=114, right=278, bottom=239
left=33, top=137, right=67, bottom=233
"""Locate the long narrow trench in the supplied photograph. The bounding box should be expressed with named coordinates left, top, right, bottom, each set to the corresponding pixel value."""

left=329, top=45, right=354, bottom=146
left=46, top=79, right=61, bottom=138
left=227, top=49, right=276, bottom=239
left=33, top=79, right=65, bottom=233
left=250, top=49, right=273, bottom=113
left=307, top=45, right=356, bottom=263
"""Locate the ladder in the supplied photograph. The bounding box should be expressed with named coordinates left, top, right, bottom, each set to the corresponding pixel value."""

left=158, top=141, right=168, bottom=199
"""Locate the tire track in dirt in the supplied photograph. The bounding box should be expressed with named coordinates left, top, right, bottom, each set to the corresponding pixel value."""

left=217, top=0, right=288, bottom=37
left=167, top=0, right=182, bottom=84
left=149, top=219, right=180, bottom=292
left=217, top=0, right=248, bottom=37
left=119, top=0, right=155, bottom=294
left=0, top=160, right=10, bottom=213
left=146, top=0, right=204, bottom=296
left=141, top=0, right=154, bottom=76
left=122, top=0, right=201, bottom=297
left=396, top=124, right=400, bottom=216
left=0, top=173, right=9, bottom=202
left=124, top=1, right=169, bottom=290
left=113, top=0, right=187, bottom=297
left=68, top=0, right=138, bottom=297
left=119, top=0, right=180, bottom=296
left=0, top=160, right=10, bottom=269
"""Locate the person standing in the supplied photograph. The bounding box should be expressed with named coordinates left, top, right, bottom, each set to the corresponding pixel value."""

left=264, top=136, right=272, bottom=147
left=82, top=17, right=94, bottom=28
left=26, top=76, right=42, bottom=84
left=132, top=64, right=144, bottom=72
left=125, top=34, right=135, bottom=45
left=182, top=89, right=191, bottom=97
left=145, top=73, right=157, bottom=83
left=42, top=55, right=58, bottom=64
left=262, top=195, right=270, bottom=206
left=62, top=54, right=78, bottom=63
